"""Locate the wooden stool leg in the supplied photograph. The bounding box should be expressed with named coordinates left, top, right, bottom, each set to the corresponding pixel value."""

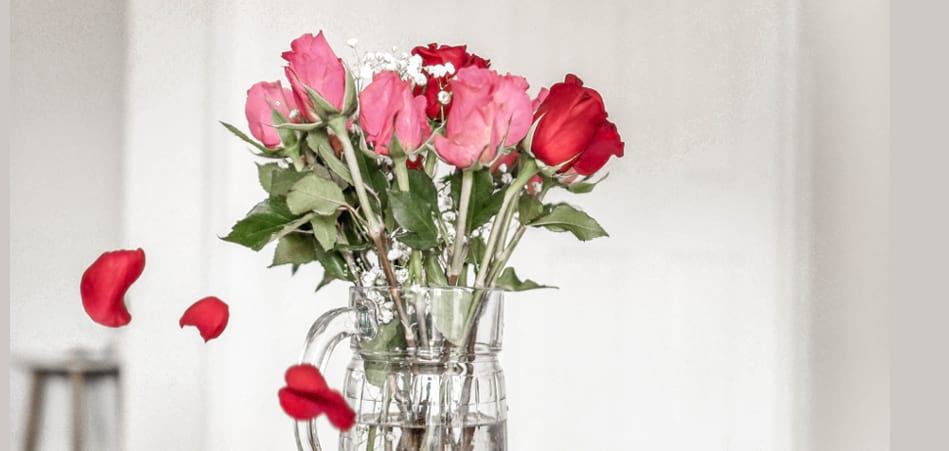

left=23, top=371, right=44, bottom=451
left=70, top=371, right=84, bottom=451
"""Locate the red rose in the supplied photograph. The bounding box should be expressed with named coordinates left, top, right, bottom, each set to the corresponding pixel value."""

left=531, top=74, right=624, bottom=176
left=410, top=43, right=491, bottom=119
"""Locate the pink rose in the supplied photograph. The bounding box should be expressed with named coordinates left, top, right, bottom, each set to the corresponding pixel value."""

left=282, top=32, right=346, bottom=121
left=358, top=71, right=430, bottom=155
left=434, top=67, right=532, bottom=169
left=244, top=81, right=298, bottom=149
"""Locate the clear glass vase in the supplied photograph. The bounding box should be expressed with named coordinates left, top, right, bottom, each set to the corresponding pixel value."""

left=296, top=287, right=507, bottom=451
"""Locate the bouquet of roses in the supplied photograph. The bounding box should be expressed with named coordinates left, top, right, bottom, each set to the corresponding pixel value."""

left=223, top=31, right=623, bottom=304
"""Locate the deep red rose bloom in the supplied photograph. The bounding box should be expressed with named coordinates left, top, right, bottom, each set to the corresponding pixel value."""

left=179, top=296, right=230, bottom=342
left=278, top=364, right=355, bottom=430
left=531, top=74, right=625, bottom=176
left=80, top=248, right=146, bottom=327
left=410, top=43, right=491, bottom=119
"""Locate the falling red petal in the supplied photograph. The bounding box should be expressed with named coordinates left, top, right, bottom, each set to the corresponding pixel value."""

left=179, top=296, right=230, bottom=342
left=278, top=364, right=356, bottom=430
left=80, top=248, right=146, bottom=327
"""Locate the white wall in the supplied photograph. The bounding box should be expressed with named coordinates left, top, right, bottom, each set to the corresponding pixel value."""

left=9, top=0, right=126, bottom=449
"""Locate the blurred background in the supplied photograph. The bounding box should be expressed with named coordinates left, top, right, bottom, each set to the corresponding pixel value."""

left=8, top=0, right=888, bottom=450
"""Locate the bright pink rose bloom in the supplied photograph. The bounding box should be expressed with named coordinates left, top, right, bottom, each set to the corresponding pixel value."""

left=245, top=81, right=298, bottom=149
left=411, top=43, right=491, bottom=119
left=80, top=248, right=145, bottom=327
left=282, top=32, right=346, bottom=120
left=358, top=71, right=430, bottom=155
left=434, top=67, right=532, bottom=169
left=531, top=74, right=624, bottom=176
left=179, top=296, right=230, bottom=342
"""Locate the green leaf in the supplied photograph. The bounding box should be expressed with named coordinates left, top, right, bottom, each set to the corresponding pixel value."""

left=450, top=169, right=501, bottom=232
left=271, top=233, right=317, bottom=266
left=306, top=132, right=353, bottom=185
left=286, top=173, right=347, bottom=216
left=469, top=190, right=504, bottom=232
left=310, top=213, right=339, bottom=250
left=360, top=319, right=406, bottom=386
left=397, top=231, right=437, bottom=251
left=305, top=86, right=340, bottom=119
left=257, top=163, right=280, bottom=193
left=269, top=168, right=307, bottom=197
left=465, top=236, right=486, bottom=265
left=312, top=241, right=350, bottom=281
left=528, top=203, right=609, bottom=241
left=271, top=109, right=298, bottom=148
left=406, top=169, right=438, bottom=209
left=220, top=121, right=270, bottom=153
left=566, top=173, right=609, bottom=194
left=222, top=198, right=314, bottom=251
left=389, top=191, right=437, bottom=246
left=430, top=290, right=475, bottom=346
left=425, top=253, right=448, bottom=287
left=518, top=195, right=545, bottom=224
left=494, top=267, right=554, bottom=291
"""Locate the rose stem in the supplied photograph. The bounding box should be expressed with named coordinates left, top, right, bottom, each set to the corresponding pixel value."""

left=485, top=188, right=550, bottom=284
left=329, top=117, right=417, bottom=351
left=394, top=157, right=430, bottom=349
left=447, top=169, right=474, bottom=285
left=474, top=159, right=539, bottom=288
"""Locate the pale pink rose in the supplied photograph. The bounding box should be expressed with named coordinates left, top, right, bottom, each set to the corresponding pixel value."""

left=358, top=71, right=430, bottom=155
left=434, top=67, right=532, bottom=169
left=245, top=81, right=298, bottom=149
left=282, top=32, right=346, bottom=120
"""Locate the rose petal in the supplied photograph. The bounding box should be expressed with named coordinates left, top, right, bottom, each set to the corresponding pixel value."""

left=278, top=387, right=324, bottom=420
left=284, top=364, right=329, bottom=396
left=80, top=248, right=146, bottom=327
left=179, top=296, right=230, bottom=342
left=278, top=364, right=356, bottom=430
left=319, top=389, right=356, bottom=430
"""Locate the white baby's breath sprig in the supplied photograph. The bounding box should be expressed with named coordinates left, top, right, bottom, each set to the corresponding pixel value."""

left=357, top=49, right=427, bottom=89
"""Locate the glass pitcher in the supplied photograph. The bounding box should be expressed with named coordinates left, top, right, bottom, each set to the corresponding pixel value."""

left=295, top=287, right=507, bottom=451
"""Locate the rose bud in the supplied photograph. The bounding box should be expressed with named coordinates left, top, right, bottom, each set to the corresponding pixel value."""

left=80, top=248, right=146, bottom=327
left=179, top=296, right=230, bottom=342
left=358, top=71, right=430, bottom=156
left=244, top=81, right=298, bottom=149
left=434, top=67, right=532, bottom=169
left=411, top=43, right=490, bottom=119
left=531, top=74, right=624, bottom=176
left=282, top=32, right=350, bottom=121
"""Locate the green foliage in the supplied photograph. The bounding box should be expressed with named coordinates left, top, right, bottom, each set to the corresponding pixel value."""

left=527, top=203, right=609, bottom=241
left=220, top=121, right=270, bottom=153
left=389, top=191, right=438, bottom=250
left=222, top=198, right=313, bottom=251
left=430, top=290, right=474, bottom=346
left=271, top=233, right=317, bottom=266
left=286, top=173, right=347, bottom=216
left=517, top=194, right=545, bottom=224
left=494, top=267, right=553, bottom=291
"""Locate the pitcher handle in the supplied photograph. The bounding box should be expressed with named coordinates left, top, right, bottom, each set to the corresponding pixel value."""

left=293, top=305, right=362, bottom=451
